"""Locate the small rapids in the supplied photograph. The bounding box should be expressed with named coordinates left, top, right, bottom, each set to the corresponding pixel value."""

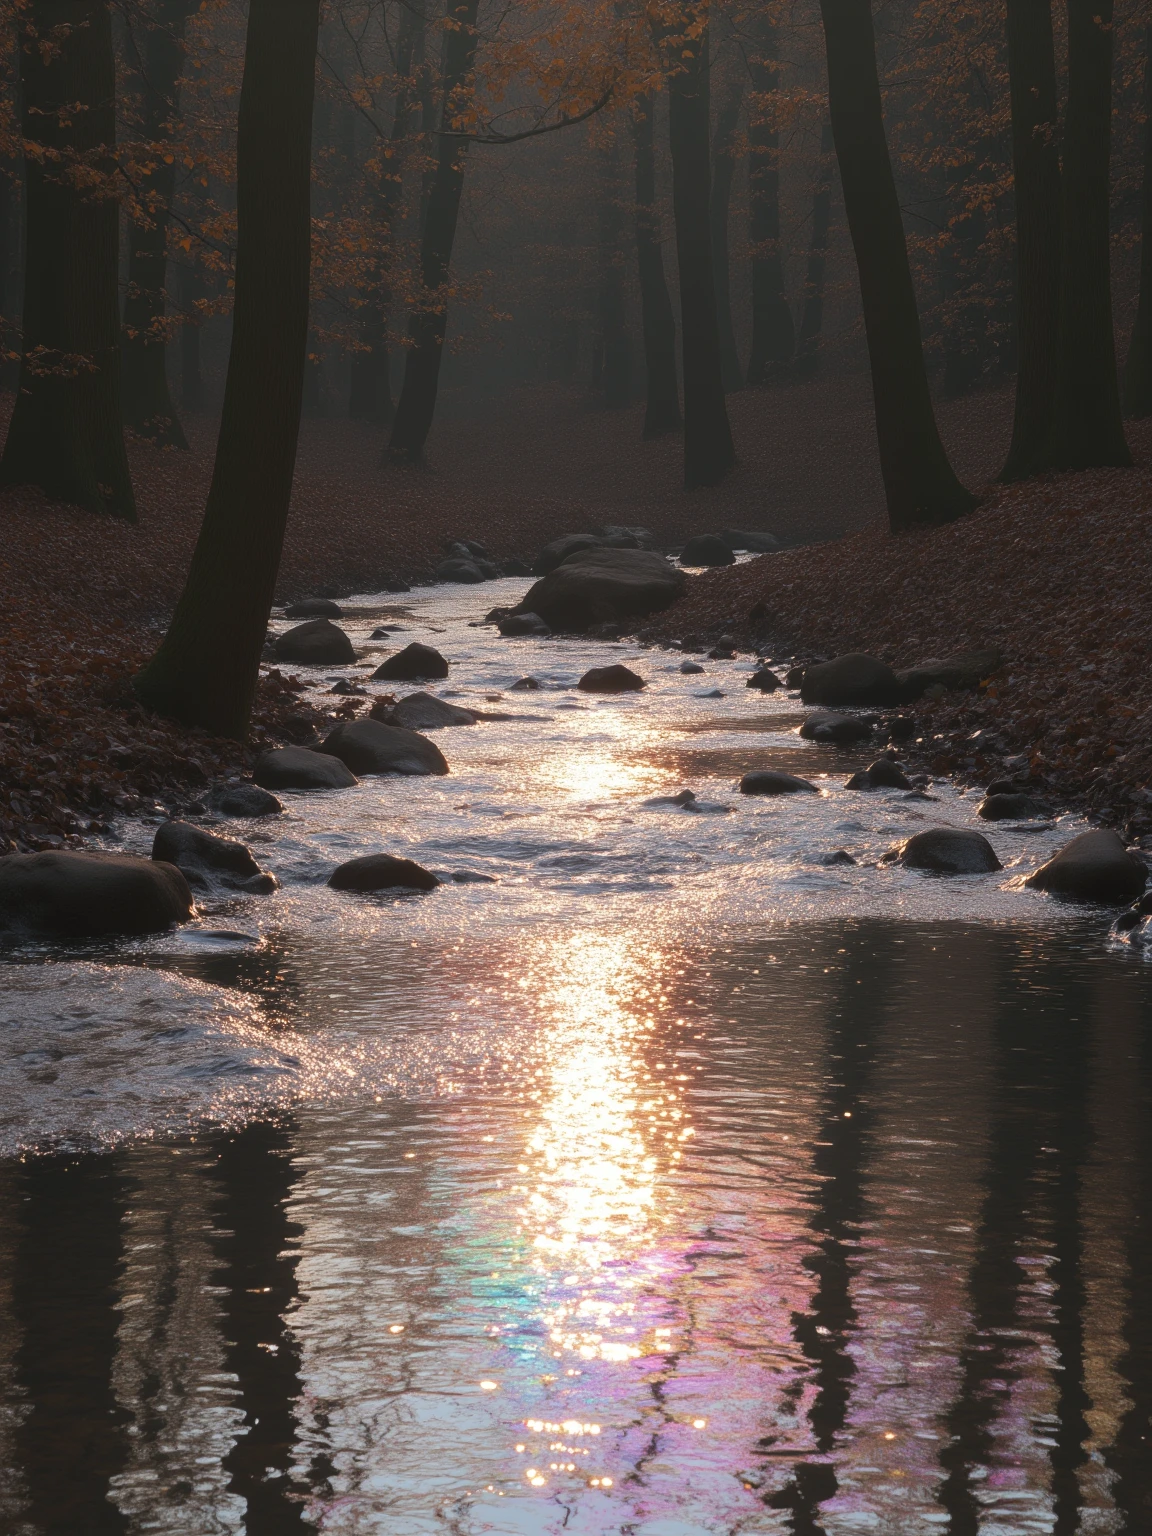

left=0, top=574, right=1148, bottom=1536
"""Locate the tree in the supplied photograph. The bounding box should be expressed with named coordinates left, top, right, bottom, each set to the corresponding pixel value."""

left=1124, top=25, right=1152, bottom=419
left=385, top=0, right=480, bottom=464
left=710, top=76, right=744, bottom=391
left=819, top=0, right=974, bottom=531
left=793, top=120, right=834, bottom=374
left=745, top=17, right=794, bottom=382
left=120, top=0, right=197, bottom=449
left=1000, top=0, right=1062, bottom=479
left=632, top=92, right=682, bottom=435
left=0, top=1, right=135, bottom=520
left=134, top=0, right=321, bottom=738
left=659, top=1, right=735, bottom=487
left=596, top=133, right=632, bottom=406
left=1045, top=0, right=1130, bottom=468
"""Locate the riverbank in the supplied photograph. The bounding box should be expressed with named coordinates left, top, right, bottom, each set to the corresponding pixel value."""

left=647, top=429, right=1152, bottom=839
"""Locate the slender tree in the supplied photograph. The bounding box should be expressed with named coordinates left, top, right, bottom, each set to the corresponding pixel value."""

left=819, top=0, right=974, bottom=531
left=120, top=0, right=196, bottom=448
left=794, top=120, right=834, bottom=373
left=1124, top=26, right=1152, bottom=419
left=710, top=78, right=744, bottom=391
left=134, top=0, right=321, bottom=737
left=385, top=0, right=480, bottom=464
left=632, top=92, right=681, bottom=436
left=746, top=19, right=794, bottom=382
left=597, top=134, right=632, bottom=407
left=659, top=2, right=735, bottom=487
left=1000, top=0, right=1062, bottom=479
left=0, top=1, right=135, bottom=520
left=1045, top=0, right=1130, bottom=468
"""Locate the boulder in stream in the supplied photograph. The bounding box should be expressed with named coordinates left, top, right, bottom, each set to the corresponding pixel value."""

left=533, top=533, right=605, bottom=576
left=800, top=653, right=906, bottom=707
left=328, top=854, right=440, bottom=893
left=435, top=557, right=487, bottom=584
left=274, top=619, right=357, bottom=666
left=578, top=664, right=645, bottom=694
left=375, top=692, right=478, bottom=730
left=253, top=747, right=359, bottom=791
left=284, top=597, right=343, bottom=619
left=845, top=759, right=913, bottom=791
left=897, top=827, right=1002, bottom=873
left=372, top=643, right=450, bottom=681
left=800, top=711, right=874, bottom=745
left=0, top=850, right=194, bottom=936
left=978, top=792, right=1051, bottom=821
left=513, top=548, right=684, bottom=633
left=720, top=529, right=780, bottom=553
left=679, top=534, right=735, bottom=568
left=211, top=784, right=283, bottom=818
left=510, top=676, right=541, bottom=690
left=746, top=669, right=782, bottom=692
left=680, top=660, right=705, bottom=674
left=319, top=718, right=449, bottom=776
left=152, top=821, right=278, bottom=894
left=1025, top=829, right=1147, bottom=904
left=739, top=770, right=819, bottom=796
left=499, top=612, right=551, bottom=637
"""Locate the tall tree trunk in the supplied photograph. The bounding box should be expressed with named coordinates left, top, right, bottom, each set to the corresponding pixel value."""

left=1045, top=0, right=1129, bottom=467
left=134, top=0, right=321, bottom=737
left=794, top=120, right=834, bottom=374
left=819, top=0, right=974, bottom=531
left=632, top=93, right=681, bottom=436
left=711, top=79, right=744, bottom=391
left=385, top=0, right=479, bottom=465
left=121, top=0, right=194, bottom=449
left=746, top=22, right=794, bottom=383
left=178, top=262, right=205, bottom=410
left=1000, top=0, right=1062, bottom=478
left=661, top=5, right=735, bottom=487
left=1123, top=26, right=1152, bottom=418
left=0, top=2, right=135, bottom=520
left=597, top=136, right=632, bottom=408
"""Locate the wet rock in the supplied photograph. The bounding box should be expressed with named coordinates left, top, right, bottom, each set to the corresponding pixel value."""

left=679, top=534, right=736, bottom=567
left=284, top=597, right=342, bottom=619
left=152, top=821, right=278, bottom=894
left=319, top=718, right=449, bottom=777
left=0, top=850, right=194, bottom=936
left=577, top=664, right=645, bottom=693
left=370, top=624, right=406, bottom=639
left=739, top=770, right=819, bottom=796
left=801, top=653, right=906, bottom=707
left=720, top=529, right=780, bottom=553
left=896, top=647, right=1002, bottom=697
left=445, top=869, right=498, bottom=883
left=680, top=660, right=705, bottom=674
left=898, top=827, right=1002, bottom=874
left=644, top=789, right=699, bottom=809
left=329, top=679, right=367, bottom=695
left=374, top=692, right=478, bottom=730
left=820, top=849, right=857, bottom=866
left=846, top=759, right=913, bottom=791
left=533, top=532, right=605, bottom=576
left=510, top=676, right=541, bottom=690
left=746, top=669, right=782, bottom=692
left=499, top=612, right=551, bottom=637
left=902, top=790, right=938, bottom=802
left=211, top=784, right=283, bottom=818
left=978, top=792, right=1051, bottom=821
left=785, top=666, right=807, bottom=688
left=436, top=557, right=486, bottom=584
left=372, top=642, right=449, bottom=681
left=328, top=854, right=440, bottom=893
left=1025, top=830, right=1147, bottom=904
left=698, top=688, right=725, bottom=698
left=800, top=711, right=873, bottom=745
left=274, top=619, right=357, bottom=666
left=514, top=548, right=685, bottom=633
left=254, top=746, right=358, bottom=791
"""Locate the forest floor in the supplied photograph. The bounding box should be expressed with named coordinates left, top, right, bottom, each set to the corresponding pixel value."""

left=2, top=369, right=1147, bottom=850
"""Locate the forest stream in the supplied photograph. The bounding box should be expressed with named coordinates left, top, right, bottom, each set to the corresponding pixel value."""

left=1, top=575, right=1150, bottom=1536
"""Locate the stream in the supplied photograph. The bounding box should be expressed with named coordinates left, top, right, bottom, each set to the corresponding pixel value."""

left=1, top=575, right=1150, bottom=1535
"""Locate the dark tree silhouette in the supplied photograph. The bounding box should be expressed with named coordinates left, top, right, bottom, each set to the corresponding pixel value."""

left=1124, top=26, right=1152, bottom=420
left=596, top=135, right=632, bottom=407
left=710, top=78, right=744, bottom=392
left=632, top=93, right=682, bottom=436
left=819, top=0, right=974, bottom=531
left=1045, top=0, right=1130, bottom=468
left=386, top=0, right=480, bottom=464
left=660, top=7, right=735, bottom=487
left=746, top=20, right=794, bottom=382
left=0, top=1, right=135, bottom=520
left=134, top=0, right=321, bottom=737
left=793, top=120, right=835, bottom=374
left=120, top=0, right=197, bottom=449
left=1000, top=0, right=1062, bottom=478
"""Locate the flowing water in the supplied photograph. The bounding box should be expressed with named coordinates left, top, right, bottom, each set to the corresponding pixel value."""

left=1, top=577, right=1150, bottom=1536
